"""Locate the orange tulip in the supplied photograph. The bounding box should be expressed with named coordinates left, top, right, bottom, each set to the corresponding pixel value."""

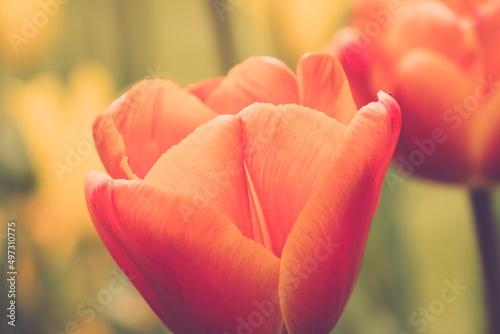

left=328, top=0, right=500, bottom=185
left=85, top=53, right=401, bottom=333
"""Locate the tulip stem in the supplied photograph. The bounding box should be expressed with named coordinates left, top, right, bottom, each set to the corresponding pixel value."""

left=470, top=188, right=500, bottom=334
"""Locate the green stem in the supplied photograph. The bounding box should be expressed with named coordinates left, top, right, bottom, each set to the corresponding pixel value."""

left=470, top=189, right=500, bottom=334
left=207, top=0, right=237, bottom=74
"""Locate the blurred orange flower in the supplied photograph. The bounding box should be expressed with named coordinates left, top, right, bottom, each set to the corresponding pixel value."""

left=85, top=53, right=401, bottom=333
left=328, top=0, right=500, bottom=185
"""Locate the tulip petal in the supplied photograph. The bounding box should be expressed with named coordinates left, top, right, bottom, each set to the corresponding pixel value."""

left=476, top=1, right=500, bottom=78
left=205, top=56, right=299, bottom=115
left=94, top=80, right=217, bottom=179
left=144, top=115, right=256, bottom=240
left=145, top=103, right=347, bottom=257
left=238, top=103, right=347, bottom=257
left=92, top=98, right=128, bottom=179
left=438, top=0, right=487, bottom=15
left=296, top=52, right=357, bottom=124
left=326, top=28, right=378, bottom=109
left=185, top=77, right=223, bottom=103
left=279, top=92, right=400, bottom=333
left=85, top=171, right=282, bottom=334
left=377, top=1, right=478, bottom=71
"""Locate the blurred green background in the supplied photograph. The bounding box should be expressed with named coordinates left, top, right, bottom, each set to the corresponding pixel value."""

left=0, top=0, right=496, bottom=333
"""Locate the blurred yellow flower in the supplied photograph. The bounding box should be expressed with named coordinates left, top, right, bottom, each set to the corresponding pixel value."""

left=0, top=0, right=64, bottom=66
left=241, top=0, right=349, bottom=63
left=6, top=63, right=115, bottom=261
